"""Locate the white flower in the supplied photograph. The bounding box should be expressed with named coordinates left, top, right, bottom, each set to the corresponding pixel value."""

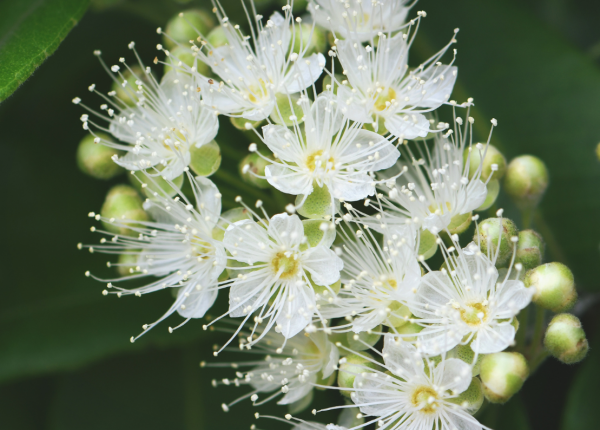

left=261, top=92, right=400, bottom=203
left=336, top=27, right=457, bottom=139
left=409, top=242, right=532, bottom=355
left=321, top=224, right=420, bottom=333
left=309, top=0, right=412, bottom=42
left=197, top=10, right=326, bottom=121
left=214, top=331, right=338, bottom=409
left=379, top=118, right=489, bottom=235
left=349, top=335, right=483, bottom=430
left=222, top=213, right=343, bottom=343
left=84, top=176, right=226, bottom=341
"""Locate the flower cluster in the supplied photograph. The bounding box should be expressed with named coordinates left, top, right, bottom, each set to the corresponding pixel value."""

left=75, top=1, right=586, bottom=429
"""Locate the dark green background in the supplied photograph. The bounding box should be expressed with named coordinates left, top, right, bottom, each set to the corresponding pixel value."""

left=1, top=0, right=600, bottom=429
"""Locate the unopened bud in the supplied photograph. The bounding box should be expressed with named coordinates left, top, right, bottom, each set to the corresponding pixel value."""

left=385, top=301, right=412, bottom=328
left=394, top=320, right=423, bottom=342
left=302, top=219, right=334, bottom=247
left=524, top=262, right=577, bottom=312
left=206, top=25, right=229, bottom=48
left=446, top=212, right=472, bottom=235
left=515, top=229, right=545, bottom=272
left=230, top=117, right=264, bottom=132
left=346, top=325, right=382, bottom=352
left=474, top=217, right=518, bottom=266
left=290, top=23, right=327, bottom=56
left=454, top=344, right=484, bottom=376
left=76, top=133, right=124, bottom=180
left=239, top=152, right=271, bottom=189
left=464, top=144, right=507, bottom=181
left=476, top=179, right=500, bottom=212
left=116, top=252, right=140, bottom=276
left=448, top=377, right=484, bottom=414
left=296, top=184, right=339, bottom=219
left=270, top=93, right=304, bottom=126
left=338, top=353, right=377, bottom=397
left=164, top=9, right=216, bottom=50
left=164, top=46, right=211, bottom=76
left=189, top=140, right=221, bottom=176
left=101, top=185, right=148, bottom=236
left=417, top=229, right=438, bottom=260
left=504, top=155, right=549, bottom=210
left=544, top=313, right=588, bottom=364
left=480, top=352, right=528, bottom=404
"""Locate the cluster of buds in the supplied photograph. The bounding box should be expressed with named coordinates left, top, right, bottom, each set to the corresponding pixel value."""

left=73, top=1, right=588, bottom=429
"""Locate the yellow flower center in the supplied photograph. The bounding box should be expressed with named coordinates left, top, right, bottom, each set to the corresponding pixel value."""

left=163, top=129, right=188, bottom=152
left=429, top=201, right=452, bottom=215
left=411, top=386, right=440, bottom=414
left=271, top=251, right=300, bottom=279
left=306, top=150, right=335, bottom=172
left=374, top=87, right=397, bottom=112
left=459, top=302, right=489, bottom=326
left=191, top=236, right=212, bottom=260
left=247, top=79, right=269, bottom=103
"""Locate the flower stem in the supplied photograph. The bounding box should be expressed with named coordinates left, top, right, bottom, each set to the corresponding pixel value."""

left=533, top=209, right=568, bottom=263
left=515, top=305, right=530, bottom=352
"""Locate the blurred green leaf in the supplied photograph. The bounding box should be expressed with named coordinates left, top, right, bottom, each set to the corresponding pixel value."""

left=418, top=0, right=600, bottom=291
left=0, top=0, right=90, bottom=101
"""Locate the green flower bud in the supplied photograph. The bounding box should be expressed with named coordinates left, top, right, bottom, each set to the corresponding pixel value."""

left=302, top=219, right=332, bottom=247
left=111, top=66, right=152, bottom=107
left=480, top=352, right=529, bottom=404
left=394, top=320, right=424, bottom=342
left=116, top=252, right=139, bottom=276
left=240, top=152, right=271, bottom=189
left=313, top=278, right=341, bottom=297
left=515, top=230, right=545, bottom=272
left=385, top=301, right=412, bottom=328
left=454, top=344, right=484, bottom=376
left=230, top=116, right=264, bottom=131
left=476, top=179, right=500, bottom=212
left=346, top=325, right=382, bottom=352
left=447, top=212, right=472, bottom=235
left=544, top=313, right=588, bottom=364
left=101, top=185, right=148, bottom=236
left=164, top=9, right=216, bottom=50
left=270, top=93, right=304, bottom=126
left=164, top=46, right=211, bottom=76
left=206, top=25, right=228, bottom=48
left=504, top=155, right=549, bottom=210
left=129, top=170, right=185, bottom=198
left=76, top=133, right=124, bottom=180
left=524, top=262, right=577, bottom=312
left=290, top=23, right=327, bottom=56
left=338, top=353, right=377, bottom=397
left=418, top=229, right=438, bottom=260
left=296, top=184, right=338, bottom=219
left=213, top=207, right=252, bottom=241
left=449, top=377, right=484, bottom=414
left=474, top=217, right=518, bottom=266
left=189, top=140, right=221, bottom=176
left=464, top=144, right=507, bottom=181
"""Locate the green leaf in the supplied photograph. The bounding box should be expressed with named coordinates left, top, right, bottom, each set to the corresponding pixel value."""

left=0, top=0, right=90, bottom=102
left=417, top=0, right=600, bottom=292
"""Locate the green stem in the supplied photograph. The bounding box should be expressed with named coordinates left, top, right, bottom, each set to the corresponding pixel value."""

left=515, top=305, right=530, bottom=352
left=521, top=208, right=533, bottom=230
left=533, top=209, right=568, bottom=263
left=529, top=305, right=546, bottom=359
left=529, top=349, right=550, bottom=374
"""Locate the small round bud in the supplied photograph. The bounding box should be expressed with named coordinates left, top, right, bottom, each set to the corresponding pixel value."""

left=504, top=155, right=549, bottom=210
left=476, top=179, right=500, bottom=212
left=230, top=117, right=264, bottom=132
left=164, top=9, right=216, bottom=50
left=116, top=252, right=140, bottom=276
left=346, top=325, right=382, bottom=352
left=544, top=313, right=588, bottom=364
left=418, top=229, right=438, bottom=260
left=302, top=219, right=331, bottom=247
left=338, top=353, right=377, bottom=397
left=524, top=262, right=577, bottom=312
left=446, top=212, right=472, bottom=235
left=394, top=320, right=423, bottom=342
left=296, top=184, right=339, bottom=219
left=270, top=93, right=304, bottom=126
left=207, top=26, right=229, bottom=48
left=480, top=352, right=529, bottom=404
left=164, top=46, right=211, bottom=76
left=448, top=377, right=484, bottom=414
left=239, top=152, right=271, bottom=189
left=454, top=344, right=484, bottom=376
left=464, top=144, right=507, bottom=181
left=76, top=133, right=124, bottom=180
left=474, top=217, right=518, bottom=266
left=189, top=140, right=221, bottom=176
left=290, top=23, right=327, bottom=56
left=385, top=301, right=412, bottom=328
left=101, top=185, right=148, bottom=236
left=515, top=229, right=545, bottom=272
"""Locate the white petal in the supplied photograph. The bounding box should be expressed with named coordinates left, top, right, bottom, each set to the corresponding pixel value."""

left=265, top=164, right=313, bottom=195
left=223, top=219, right=271, bottom=264
left=262, top=124, right=304, bottom=162
left=471, top=324, right=516, bottom=354
left=337, top=85, right=372, bottom=123
left=281, top=53, right=326, bottom=94
left=191, top=176, right=221, bottom=228
left=384, top=112, right=430, bottom=139
left=303, top=246, right=343, bottom=286
left=177, top=283, right=218, bottom=319
left=268, top=213, right=305, bottom=247
left=435, top=358, right=472, bottom=394
left=276, top=283, right=316, bottom=338
left=382, top=334, right=424, bottom=376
